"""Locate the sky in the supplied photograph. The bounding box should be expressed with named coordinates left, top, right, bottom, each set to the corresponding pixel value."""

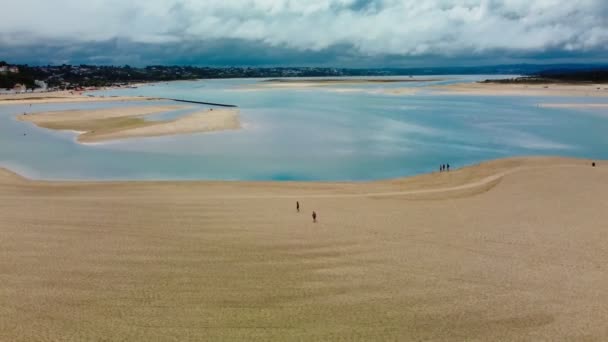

left=1, top=0, right=607, bottom=67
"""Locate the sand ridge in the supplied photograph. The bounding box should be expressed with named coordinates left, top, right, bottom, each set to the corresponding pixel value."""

left=1, top=157, right=608, bottom=340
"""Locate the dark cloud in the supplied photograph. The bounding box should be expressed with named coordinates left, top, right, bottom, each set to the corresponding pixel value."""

left=3, top=36, right=607, bottom=68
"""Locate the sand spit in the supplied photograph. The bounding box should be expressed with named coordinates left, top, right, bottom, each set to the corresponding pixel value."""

left=433, top=82, right=608, bottom=97
left=256, top=78, right=445, bottom=88
left=540, top=103, right=608, bottom=109
left=237, top=78, right=432, bottom=95
left=1, top=157, right=608, bottom=340
left=264, top=78, right=444, bottom=83
left=17, top=105, right=241, bottom=142
left=0, top=91, right=160, bottom=105
left=80, top=108, right=241, bottom=142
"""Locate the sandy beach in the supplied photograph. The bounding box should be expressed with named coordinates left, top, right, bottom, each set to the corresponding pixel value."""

left=433, top=82, right=608, bottom=97
left=17, top=105, right=240, bottom=142
left=1, top=156, right=608, bottom=340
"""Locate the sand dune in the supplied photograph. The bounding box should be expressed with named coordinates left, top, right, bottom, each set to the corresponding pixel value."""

left=17, top=105, right=240, bottom=142
left=1, top=157, right=607, bottom=341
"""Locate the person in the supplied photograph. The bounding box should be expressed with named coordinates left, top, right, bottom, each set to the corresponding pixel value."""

left=312, top=211, right=317, bottom=223
left=592, top=162, right=596, bottom=167
left=439, top=165, right=442, bottom=172
left=296, top=201, right=300, bottom=212
left=447, top=163, right=450, bottom=171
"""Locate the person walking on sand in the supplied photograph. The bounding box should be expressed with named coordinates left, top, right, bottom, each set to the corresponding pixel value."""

left=296, top=201, right=300, bottom=212
left=447, top=163, right=450, bottom=172
left=312, top=211, right=317, bottom=223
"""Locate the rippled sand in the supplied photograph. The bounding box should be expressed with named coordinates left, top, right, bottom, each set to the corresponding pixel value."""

left=1, top=157, right=607, bottom=341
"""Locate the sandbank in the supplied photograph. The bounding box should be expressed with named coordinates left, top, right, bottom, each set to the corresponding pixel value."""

left=433, top=82, right=608, bottom=97
left=0, top=91, right=160, bottom=105
left=1, top=156, right=608, bottom=340
left=17, top=105, right=241, bottom=142
left=256, top=78, right=445, bottom=88
left=539, top=103, right=608, bottom=109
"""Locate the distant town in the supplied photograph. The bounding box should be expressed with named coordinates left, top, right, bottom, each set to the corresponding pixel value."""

left=1, top=60, right=607, bottom=93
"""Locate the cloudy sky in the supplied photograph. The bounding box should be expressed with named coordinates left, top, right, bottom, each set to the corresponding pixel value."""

left=1, top=0, right=607, bottom=66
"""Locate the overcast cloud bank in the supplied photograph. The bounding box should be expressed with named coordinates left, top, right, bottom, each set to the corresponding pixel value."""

left=1, top=0, right=606, bottom=66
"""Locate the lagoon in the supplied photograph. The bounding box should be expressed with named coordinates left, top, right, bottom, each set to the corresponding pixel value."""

left=2, top=76, right=608, bottom=181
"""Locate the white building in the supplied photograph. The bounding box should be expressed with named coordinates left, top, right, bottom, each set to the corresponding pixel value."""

left=0, top=66, right=19, bottom=74
left=13, top=84, right=26, bottom=93
left=34, top=80, right=48, bottom=90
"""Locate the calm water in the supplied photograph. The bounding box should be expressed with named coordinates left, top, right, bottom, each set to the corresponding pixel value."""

left=2, top=76, right=608, bottom=181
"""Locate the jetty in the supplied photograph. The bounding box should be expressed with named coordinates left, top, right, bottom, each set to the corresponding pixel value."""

left=168, top=99, right=238, bottom=108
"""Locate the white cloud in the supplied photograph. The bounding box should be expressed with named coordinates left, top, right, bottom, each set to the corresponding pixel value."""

left=1, top=0, right=607, bottom=56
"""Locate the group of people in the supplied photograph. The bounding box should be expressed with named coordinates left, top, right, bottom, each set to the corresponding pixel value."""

left=296, top=201, right=317, bottom=223
left=439, top=163, right=450, bottom=172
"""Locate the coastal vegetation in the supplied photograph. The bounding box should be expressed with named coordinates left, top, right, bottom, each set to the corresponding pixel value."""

left=3, top=60, right=608, bottom=91
left=482, top=69, right=608, bottom=84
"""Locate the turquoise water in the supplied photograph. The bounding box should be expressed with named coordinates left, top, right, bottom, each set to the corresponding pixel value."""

left=2, top=76, right=608, bottom=181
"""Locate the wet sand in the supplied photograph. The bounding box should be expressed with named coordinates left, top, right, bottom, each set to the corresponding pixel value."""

left=1, top=157, right=607, bottom=341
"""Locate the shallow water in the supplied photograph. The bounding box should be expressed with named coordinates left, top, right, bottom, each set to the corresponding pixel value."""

left=2, top=76, right=608, bottom=181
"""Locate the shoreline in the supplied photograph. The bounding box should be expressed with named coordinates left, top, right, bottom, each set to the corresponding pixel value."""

left=432, top=81, right=608, bottom=97
left=0, top=156, right=596, bottom=185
